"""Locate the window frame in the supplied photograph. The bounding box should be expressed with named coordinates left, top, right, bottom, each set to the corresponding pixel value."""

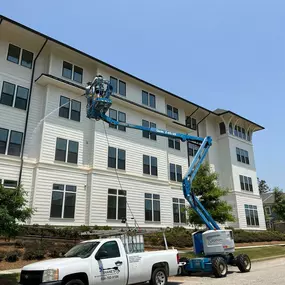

left=142, top=90, right=156, bottom=108
left=6, top=44, right=33, bottom=69
left=0, top=128, right=23, bottom=157
left=142, top=120, right=156, bottom=140
left=143, top=155, right=158, bottom=176
left=168, top=138, right=180, bottom=150
left=62, top=61, right=83, bottom=84
left=244, top=204, right=259, bottom=227
left=144, top=193, right=160, bottom=222
left=109, top=76, right=126, bottom=96
left=50, top=183, right=77, bottom=219
left=172, top=198, right=186, bottom=224
left=107, top=146, right=126, bottom=170
left=170, top=163, right=182, bottom=182
left=166, top=104, right=179, bottom=120
left=59, top=95, right=81, bottom=122
left=0, top=81, right=29, bottom=110
left=108, top=108, right=126, bottom=131
left=107, top=189, right=127, bottom=220
left=55, top=138, right=79, bottom=164
left=236, top=147, right=250, bottom=165
left=239, top=175, right=253, bottom=192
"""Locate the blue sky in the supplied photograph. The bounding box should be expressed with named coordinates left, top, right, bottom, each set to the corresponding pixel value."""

left=1, top=1, right=284, bottom=191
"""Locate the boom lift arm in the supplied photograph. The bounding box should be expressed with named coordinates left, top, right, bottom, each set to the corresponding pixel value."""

left=84, top=75, right=252, bottom=278
left=85, top=75, right=219, bottom=230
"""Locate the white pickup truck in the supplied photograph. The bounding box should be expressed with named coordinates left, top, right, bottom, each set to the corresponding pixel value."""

left=19, top=237, right=179, bottom=285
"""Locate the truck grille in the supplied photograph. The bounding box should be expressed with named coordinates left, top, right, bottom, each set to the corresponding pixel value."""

left=20, top=270, right=43, bottom=285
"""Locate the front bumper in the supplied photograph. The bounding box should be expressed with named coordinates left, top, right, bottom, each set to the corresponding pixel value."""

left=18, top=281, right=62, bottom=285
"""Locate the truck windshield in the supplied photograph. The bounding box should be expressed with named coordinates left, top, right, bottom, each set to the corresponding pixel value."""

left=64, top=242, right=100, bottom=258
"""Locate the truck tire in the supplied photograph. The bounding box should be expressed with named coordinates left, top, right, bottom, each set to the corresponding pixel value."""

left=236, top=254, right=251, bottom=272
left=64, top=279, right=85, bottom=285
left=211, top=256, right=227, bottom=278
left=150, top=267, right=168, bottom=285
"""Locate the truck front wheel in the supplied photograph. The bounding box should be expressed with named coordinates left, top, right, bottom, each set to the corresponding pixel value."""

left=64, top=279, right=85, bottom=285
left=150, top=267, right=168, bottom=285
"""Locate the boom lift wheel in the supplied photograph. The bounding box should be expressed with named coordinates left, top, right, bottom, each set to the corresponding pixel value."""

left=236, top=254, right=251, bottom=272
left=211, top=256, right=228, bottom=278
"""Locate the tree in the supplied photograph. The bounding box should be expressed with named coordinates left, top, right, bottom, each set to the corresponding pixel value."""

left=257, top=178, right=270, bottom=194
left=0, top=183, right=34, bottom=239
left=272, top=187, right=285, bottom=221
left=187, top=163, right=235, bottom=228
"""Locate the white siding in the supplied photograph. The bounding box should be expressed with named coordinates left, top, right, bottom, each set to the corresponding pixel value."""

left=31, top=167, right=87, bottom=226
left=0, top=19, right=266, bottom=230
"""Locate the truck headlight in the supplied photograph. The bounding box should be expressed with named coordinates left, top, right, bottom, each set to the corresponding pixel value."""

left=42, top=268, right=59, bottom=283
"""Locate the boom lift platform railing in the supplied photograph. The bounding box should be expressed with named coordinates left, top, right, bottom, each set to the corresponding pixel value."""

left=83, top=75, right=252, bottom=278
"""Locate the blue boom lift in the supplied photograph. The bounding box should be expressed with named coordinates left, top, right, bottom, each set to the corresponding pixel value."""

left=84, top=75, right=252, bottom=278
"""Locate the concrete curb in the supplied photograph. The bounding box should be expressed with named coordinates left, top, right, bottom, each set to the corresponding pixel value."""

left=251, top=255, right=285, bottom=263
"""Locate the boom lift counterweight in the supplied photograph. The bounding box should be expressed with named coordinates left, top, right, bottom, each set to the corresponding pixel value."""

left=84, top=75, right=252, bottom=278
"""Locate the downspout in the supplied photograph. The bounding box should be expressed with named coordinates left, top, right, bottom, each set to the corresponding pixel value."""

left=18, top=38, right=48, bottom=184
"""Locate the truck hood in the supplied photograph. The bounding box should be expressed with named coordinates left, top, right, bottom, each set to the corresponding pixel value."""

left=22, top=257, right=82, bottom=271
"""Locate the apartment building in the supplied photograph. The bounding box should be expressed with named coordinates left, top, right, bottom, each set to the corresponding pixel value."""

left=0, top=15, right=266, bottom=230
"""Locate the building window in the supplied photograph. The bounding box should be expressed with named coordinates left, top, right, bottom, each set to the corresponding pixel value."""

left=110, top=77, right=118, bottom=93
left=143, top=155, right=158, bottom=176
left=108, top=147, right=126, bottom=170
left=186, top=117, right=197, bottom=130
left=55, top=138, right=78, bottom=164
left=168, top=138, right=180, bottom=150
left=21, top=49, right=34, bottom=69
left=0, top=128, right=23, bottom=157
left=167, top=105, right=179, bottom=120
left=229, top=123, right=251, bottom=142
left=7, top=44, right=33, bottom=68
left=0, top=82, right=15, bottom=107
left=145, top=193, right=160, bottom=222
left=59, top=96, right=81, bottom=122
left=62, top=61, right=83, bottom=83
left=170, top=163, right=182, bottom=182
left=119, top=80, right=126, bottom=96
left=50, top=184, right=76, bottom=219
left=0, top=81, right=29, bottom=110
left=109, top=108, right=126, bottom=131
left=239, top=175, right=253, bottom=192
left=245, top=204, right=259, bottom=226
left=109, top=76, right=126, bottom=96
left=265, top=206, right=271, bottom=215
left=188, top=142, right=199, bottom=157
left=219, top=122, right=226, bottom=135
left=142, top=120, right=156, bottom=140
left=142, top=91, right=156, bottom=108
left=236, top=147, right=249, bottom=164
left=0, top=128, right=9, bottom=154
left=173, top=198, right=186, bottom=223
left=8, top=131, right=23, bottom=156
left=0, top=179, right=18, bottom=188
left=107, top=189, right=126, bottom=220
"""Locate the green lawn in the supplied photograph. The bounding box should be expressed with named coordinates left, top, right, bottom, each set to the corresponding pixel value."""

left=0, top=273, right=20, bottom=285
left=181, top=245, right=285, bottom=260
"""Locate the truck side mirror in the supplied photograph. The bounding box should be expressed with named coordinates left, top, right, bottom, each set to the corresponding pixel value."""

left=95, top=250, right=108, bottom=260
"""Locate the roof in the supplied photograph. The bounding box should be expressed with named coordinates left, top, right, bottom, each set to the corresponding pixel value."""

left=261, top=192, right=285, bottom=204
left=0, top=14, right=264, bottom=131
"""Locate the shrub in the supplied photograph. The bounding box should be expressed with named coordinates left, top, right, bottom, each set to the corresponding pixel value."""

left=23, top=248, right=45, bottom=260
left=0, top=251, right=6, bottom=262
left=15, top=239, right=24, bottom=248
left=5, top=250, right=21, bottom=262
